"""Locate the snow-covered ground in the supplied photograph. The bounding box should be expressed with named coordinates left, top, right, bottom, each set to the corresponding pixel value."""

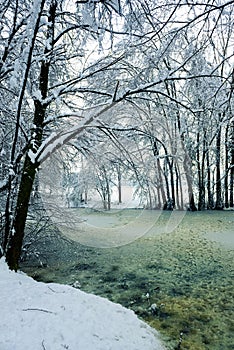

left=0, top=258, right=165, bottom=350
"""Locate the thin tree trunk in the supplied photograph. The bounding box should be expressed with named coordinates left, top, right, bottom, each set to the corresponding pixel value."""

left=84, top=189, right=88, bottom=204
left=183, top=153, right=197, bottom=211
left=197, top=131, right=202, bottom=210
left=163, top=159, right=172, bottom=210
left=230, top=121, right=234, bottom=207
left=206, top=148, right=214, bottom=209
left=215, top=125, right=223, bottom=210
left=107, top=178, right=111, bottom=211
left=102, top=166, right=111, bottom=210
left=197, top=131, right=206, bottom=210
left=224, top=123, right=230, bottom=208
left=169, top=160, right=175, bottom=209
left=153, top=139, right=166, bottom=208
left=117, top=164, right=122, bottom=204
left=175, top=163, right=183, bottom=210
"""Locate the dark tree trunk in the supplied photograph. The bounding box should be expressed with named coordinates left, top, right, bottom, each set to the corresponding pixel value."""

left=176, top=112, right=197, bottom=211
left=100, top=166, right=111, bottom=210
left=175, top=163, right=180, bottom=209
left=106, top=177, right=111, bottom=211
left=169, top=159, right=175, bottom=209
left=3, top=0, right=46, bottom=254
left=163, top=158, right=173, bottom=210
left=6, top=155, right=37, bottom=270
left=230, top=121, right=234, bottom=207
left=153, top=140, right=166, bottom=208
left=197, top=132, right=202, bottom=210
left=215, top=126, right=223, bottom=210
left=183, top=152, right=197, bottom=211
left=5, top=1, right=57, bottom=270
left=116, top=164, right=122, bottom=204
left=206, top=148, right=214, bottom=209
left=197, top=131, right=206, bottom=210
left=224, top=123, right=230, bottom=208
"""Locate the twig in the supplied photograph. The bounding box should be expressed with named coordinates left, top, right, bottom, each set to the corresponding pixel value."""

left=174, top=332, right=183, bottom=350
left=47, top=285, right=65, bottom=293
left=112, top=80, right=119, bottom=102
left=22, top=308, right=56, bottom=314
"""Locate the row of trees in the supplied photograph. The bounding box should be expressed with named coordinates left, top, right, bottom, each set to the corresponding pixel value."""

left=0, top=0, right=234, bottom=270
left=61, top=107, right=234, bottom=212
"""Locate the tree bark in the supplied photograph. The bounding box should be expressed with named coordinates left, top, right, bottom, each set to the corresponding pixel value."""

left=206, top=147, right=214, bottom=209
left=197, top=131, right=206, bottom=210
left=6, top=0, right=57, bottom=270
left=176, top=112, right=197, bottom=211
left=6, top=155, right=37, bottom=270
left=215, top=125, right=223, bottom=210
left=230, top=121, right=234, bottom=207
left=3, top=0, right=46, bottom=255
left=116, top=163, right=122, bottom=204
left=224, top=123, right=230, bottom=208
left=153, top=141, right=166, bottom=208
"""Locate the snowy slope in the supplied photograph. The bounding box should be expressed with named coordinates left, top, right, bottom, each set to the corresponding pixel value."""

left=0, top=258, right=165, bottom=350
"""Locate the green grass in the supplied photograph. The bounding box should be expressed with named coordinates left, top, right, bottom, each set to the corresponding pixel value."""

left=21, top=210, right=234, bottom=349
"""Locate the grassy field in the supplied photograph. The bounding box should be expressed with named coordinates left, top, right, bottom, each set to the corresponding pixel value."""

left=21, top=209, right=234, bottom=349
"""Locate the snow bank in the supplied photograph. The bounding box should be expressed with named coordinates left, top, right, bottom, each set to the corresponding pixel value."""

left=0, top=258, right=165, bottom=350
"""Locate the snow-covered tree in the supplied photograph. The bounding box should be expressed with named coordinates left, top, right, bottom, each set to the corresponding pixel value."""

left=1, top=0, right=234, bottom=270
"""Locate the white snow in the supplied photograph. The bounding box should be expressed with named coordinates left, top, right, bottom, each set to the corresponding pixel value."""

left=0, top=179, right=7, bottom=190
left=0, top=258, right=165, bottom=350
left=105, top=0, right=122, bottom=15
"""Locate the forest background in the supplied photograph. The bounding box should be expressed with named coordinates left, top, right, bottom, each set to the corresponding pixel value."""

left=0, top=0, right=234, bottom=270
